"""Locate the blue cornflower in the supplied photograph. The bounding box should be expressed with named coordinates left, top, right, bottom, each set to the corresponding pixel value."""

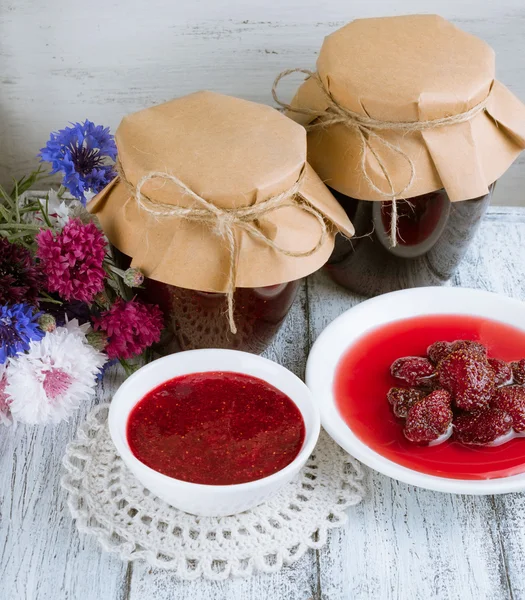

left=0, top=304, right=44, bottom=363
left=39, top=120, right=117, bottom=205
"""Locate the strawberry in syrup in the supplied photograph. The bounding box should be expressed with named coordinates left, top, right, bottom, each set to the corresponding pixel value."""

left=489, top=358, right=513, bottom=387
left=387, top=387, right=426, bottom=419
left=492, top=385, right=525, bottom=432
left=454, top=409, right=513, bottom=445
left=404, top=390, right=452, bottom=443
left=512, top=359, right=525, bottom=385
left=437, top=349, right=495, bottom=411
left=391, top=356, right=435, bottom=387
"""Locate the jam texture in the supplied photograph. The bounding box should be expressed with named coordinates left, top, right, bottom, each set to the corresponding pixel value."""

left=127, top=371, right=305, bottom=485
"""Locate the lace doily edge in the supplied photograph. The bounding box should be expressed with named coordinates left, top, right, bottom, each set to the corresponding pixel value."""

left=61, top=404, right=367, bottom=580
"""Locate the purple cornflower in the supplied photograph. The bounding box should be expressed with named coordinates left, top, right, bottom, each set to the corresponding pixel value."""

left=0, top=304, right=43, bottom=363
left=39, top=120, right=117, bottom=205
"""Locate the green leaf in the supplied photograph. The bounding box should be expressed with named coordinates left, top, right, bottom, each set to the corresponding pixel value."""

left=9, top=166, right=49, bottom=198
left=0, top=184, right=15, bottom=211
left=0, top=203, right=12, bottom=223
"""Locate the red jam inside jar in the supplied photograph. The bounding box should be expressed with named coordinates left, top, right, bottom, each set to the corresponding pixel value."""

left=140, top=279, right=301, bottom=354
left=334, top=314, right=525, bottom=480
left=127, top=371, right=305, bottom=485
left=326, top=187, right=493, bottom=296
left=113, top=247, right=300, bottom=354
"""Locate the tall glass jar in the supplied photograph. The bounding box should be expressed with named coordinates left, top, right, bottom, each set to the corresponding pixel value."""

left=325, top=186, right=493, bottom=296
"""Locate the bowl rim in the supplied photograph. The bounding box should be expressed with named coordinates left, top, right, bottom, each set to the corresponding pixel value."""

left=306, top=286, right=525, bottom=495
left=109, top=348, right=320, bottom=494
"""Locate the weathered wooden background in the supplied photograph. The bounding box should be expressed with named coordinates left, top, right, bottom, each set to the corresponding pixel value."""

left=0, top=0, right=524, bottom=204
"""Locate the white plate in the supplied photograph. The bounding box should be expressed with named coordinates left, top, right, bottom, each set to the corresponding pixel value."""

left=306, top=287, right=525, bottom=495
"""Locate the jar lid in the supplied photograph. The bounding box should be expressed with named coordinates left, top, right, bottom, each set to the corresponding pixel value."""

left=88, top=91, right=354, bottom=293
left=286, top=15, right=525, bottom=201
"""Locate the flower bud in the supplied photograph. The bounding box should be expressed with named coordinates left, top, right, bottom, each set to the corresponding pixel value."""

left=38, top=314, right=56, bottom=333
left=86, top=331, right=108, bottom=352
left=123, top=268, right=144, bottom=288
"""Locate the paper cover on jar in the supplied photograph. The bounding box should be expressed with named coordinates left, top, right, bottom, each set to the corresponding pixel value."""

left=284, top=14, right=525, bottom=202
left=88, top=92, right=354, bottom=293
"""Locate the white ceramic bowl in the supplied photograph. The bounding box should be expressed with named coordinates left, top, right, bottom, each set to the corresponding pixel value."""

left=109, top=349, right=320, bottom=516
left=306, top=287, right=525, bottom=495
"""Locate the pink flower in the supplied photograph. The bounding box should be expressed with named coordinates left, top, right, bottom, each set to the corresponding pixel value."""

left=93, top=298, right=163, bottom=360
left=36, top=218, right=106, bottom=303
left=0, top=365, right=13, bottom=426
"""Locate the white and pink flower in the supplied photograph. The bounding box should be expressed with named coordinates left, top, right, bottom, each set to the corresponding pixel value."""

left=0, top=363, right=13, bottom=426
left=5, top=321, right=106, bottom=425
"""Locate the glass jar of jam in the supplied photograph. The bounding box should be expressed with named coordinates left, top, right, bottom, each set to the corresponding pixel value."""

left=139, top=277, right=301, bottom=354
left=325, top=186, right=493, bottom=296
left=279, top=16, right=525, bottom=297
left=114, top=248, right=300, bottom=354
left=88, top=92, right=354, bottom=355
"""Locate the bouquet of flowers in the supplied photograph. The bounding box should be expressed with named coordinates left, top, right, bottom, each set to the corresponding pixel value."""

left=0, top=121, right=164, bottom=426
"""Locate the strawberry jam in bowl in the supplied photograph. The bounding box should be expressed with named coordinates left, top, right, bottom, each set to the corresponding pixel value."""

left=109, top=349, right=320, bottom=516
left=306, top=287, right=525, bottom=494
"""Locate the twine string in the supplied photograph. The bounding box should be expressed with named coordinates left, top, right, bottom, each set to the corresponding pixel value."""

left=272, top=68, right=489, bottom=247
left=116, top=160, right=328, bottom=334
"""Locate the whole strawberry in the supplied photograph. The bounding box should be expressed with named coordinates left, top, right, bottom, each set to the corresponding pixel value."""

left=404, top=390, right=452, bottom=443
left=511, top=359, right=525, bottom=385
left=449, top=340, right=486, bottom=359
left=454, top=408, right=513, bottom=445
left=438, top=349, right=495, bottom=411
left=492, top=385, right=525, bottom=431
left=427, top=341, right=452, bottom=365
left=488, top=358, right=512, bottom=387
left=391, top=356, right=435, bottom=387
left=387, top=387, right=426, bottom=419
left=427, top=340, right=486, bottom=365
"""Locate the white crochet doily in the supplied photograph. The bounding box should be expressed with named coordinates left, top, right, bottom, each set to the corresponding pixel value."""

left=61, top=404, right=366, bottom=580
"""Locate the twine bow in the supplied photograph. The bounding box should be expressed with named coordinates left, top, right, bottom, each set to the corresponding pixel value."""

left=116, top=160, right=328, bottom=334
left=272, top=68, right=490, bottom=247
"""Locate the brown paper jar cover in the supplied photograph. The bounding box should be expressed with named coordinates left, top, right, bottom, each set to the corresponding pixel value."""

left=88, top=91, right=354, bottom=294
left=287, top=14, right=525, bottom=202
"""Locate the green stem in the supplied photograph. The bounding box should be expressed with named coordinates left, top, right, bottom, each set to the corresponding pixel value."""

left=19, top=205, right=43, bottom=214
left=103, top=258, right=129, bottom=299
left=14, top=180, right=20, bottom=223
left=37, top=199, right=54, bottom=229
left=57, top=185, right=67, bottom=199
left=3, top=231, right=34, bottom=242
left=106, top=263, right=127, bottom=278
left=0, top=223, right=43, bottom=231
left=39, top=292, right=63, bottom=305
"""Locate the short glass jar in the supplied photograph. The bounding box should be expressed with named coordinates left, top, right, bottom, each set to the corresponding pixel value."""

left=325, top=186, right=493, bottom=296
left=115, top=249, right=300, bottom=354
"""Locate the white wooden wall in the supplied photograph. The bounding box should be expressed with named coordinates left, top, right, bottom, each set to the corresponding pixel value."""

left=1, top=0, right=524, bottom=205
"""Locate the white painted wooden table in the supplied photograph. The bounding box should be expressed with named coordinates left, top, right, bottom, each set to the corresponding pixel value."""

left=2, top=206, right=525, bottom=600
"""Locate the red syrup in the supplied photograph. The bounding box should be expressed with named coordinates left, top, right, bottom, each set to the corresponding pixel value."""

left=127, top=372, right=305, bottom=485
left=334, top=315, right=525, bottom=480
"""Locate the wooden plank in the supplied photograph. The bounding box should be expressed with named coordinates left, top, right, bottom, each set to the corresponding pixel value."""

left=1, top=1, right=525, bottom=207
left=307, top=216, right=521, bottom=599
left=452, top=218, right=525, bottom=600
left=0, top=365, right=129, bottom=600
left=128, top=281, right=321, bottom=599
